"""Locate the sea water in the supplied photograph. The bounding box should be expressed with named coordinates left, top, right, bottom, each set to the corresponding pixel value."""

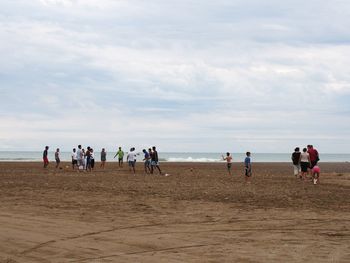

left=0, top=151, right=349, bottom=162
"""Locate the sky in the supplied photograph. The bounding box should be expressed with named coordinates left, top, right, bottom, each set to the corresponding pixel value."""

left=0, top=0, right=350, bottom=153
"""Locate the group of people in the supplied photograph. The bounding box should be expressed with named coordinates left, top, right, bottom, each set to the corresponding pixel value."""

left=43, top=145, right=163, bottom=175
left=126, top=146, right=162, bottom=175
left=70, top=145, right=97, bottom=171
left=222, top=151, right=252, bottom=182
left=44, top=145, right=321, bottom=184
left=43, top=145, right=103, bottom=172
left=291, top=145, right=320, bottom=184
left=221, top=146, right=320, bottom=185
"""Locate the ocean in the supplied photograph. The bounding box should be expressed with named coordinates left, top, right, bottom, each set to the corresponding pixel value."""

left=0, top=151, right=349, bottom=162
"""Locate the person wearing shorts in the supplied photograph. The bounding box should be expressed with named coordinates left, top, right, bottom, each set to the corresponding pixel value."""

left=90, top=148, right=95, bottom=170
left=291, top=147, right=301, bottom=178
left=143, top=149, right=151, bottom=174
left=300, top=148, right=310, bottom=181
left=150, top=146, right=162, bottom=175
left=71, top=148, right=78, bottom=170
left=127, top=148, right=136, bottom=175
left=43, top=146, right=49, bottom=168
left=244, top=152, right=252, bottom=182
left=222, top=152, right=233, bottom=175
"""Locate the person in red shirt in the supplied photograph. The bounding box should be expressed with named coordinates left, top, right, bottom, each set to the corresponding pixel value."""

left=43, top=146, right=49, bottom=168
left=307, top=145, right=319, bottom=168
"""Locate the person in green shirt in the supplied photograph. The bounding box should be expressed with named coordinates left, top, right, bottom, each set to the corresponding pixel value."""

left=114, top=147, right=124, bottom=167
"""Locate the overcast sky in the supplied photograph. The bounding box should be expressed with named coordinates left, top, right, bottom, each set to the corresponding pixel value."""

left=1, top=0, right=350, bottom=153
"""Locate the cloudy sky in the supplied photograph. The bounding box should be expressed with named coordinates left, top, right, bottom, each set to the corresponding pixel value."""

left=1, top=0, right=350, bottom=153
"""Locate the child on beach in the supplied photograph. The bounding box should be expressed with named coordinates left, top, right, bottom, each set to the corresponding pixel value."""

left=244, top=152, right=252, bottom=182
left=312, top=165, right=321, bottom=185
left=55, top=148, right=60, bottom=169
left=43, top=146, right=49, bottom=168
left=222, top=152, right=233, bottom=175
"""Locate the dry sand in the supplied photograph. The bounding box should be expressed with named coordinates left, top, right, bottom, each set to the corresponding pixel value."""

left=0, top=161, right=349, bottom=262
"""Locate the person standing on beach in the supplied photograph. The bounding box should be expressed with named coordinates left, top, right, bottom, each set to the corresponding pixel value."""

left=291, top=147, right=301, bottom=178
left=222, top=152, right=233, bottom=175
left=90, top=148, right=95, bottom=171
left=307, top=145, right=319, bottom=168
left=300, top=148, right=310, bottom=181
left=71, top=148, right=78, bottom=170
left=114, top=147, right=124, bottom=167
left=127, top=148, right=136, bottom=175
left=100, top=148, right=107, bottom=169
left=55, top=148, right=60, bottom=169
left=82, top=148, right=86, bottom=170
left=150, top=146, right=162, bottom=175
left=244, top=152, right=252, bottom=182
left=85, top=147, right=91, bottom=171
left=143, top=149, right=151, bottom=174
left=77, top=145, right=83, bottom=168
left=43, top=146, right=49, bottom=168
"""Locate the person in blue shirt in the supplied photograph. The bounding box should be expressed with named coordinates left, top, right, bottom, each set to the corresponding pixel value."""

left=244, top=152, right=252, bottom=182
left=143, top=149, right=151, bottom=174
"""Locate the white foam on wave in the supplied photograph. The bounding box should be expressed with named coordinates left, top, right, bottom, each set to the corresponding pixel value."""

left=166, top=157, right=222, bottom=162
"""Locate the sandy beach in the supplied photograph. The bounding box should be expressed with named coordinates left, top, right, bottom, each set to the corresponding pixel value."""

left=0, top=161, right=349, bottom=262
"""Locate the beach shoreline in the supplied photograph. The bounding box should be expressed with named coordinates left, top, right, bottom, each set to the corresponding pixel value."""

left=0, top=162, right=349, bottom=262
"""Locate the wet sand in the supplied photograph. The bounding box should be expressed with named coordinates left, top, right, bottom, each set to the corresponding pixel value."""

left=0, top=162, right=349, bottom=262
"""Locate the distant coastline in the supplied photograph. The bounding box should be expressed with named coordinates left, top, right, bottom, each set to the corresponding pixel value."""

left=0, top=151, right=349, bottom=163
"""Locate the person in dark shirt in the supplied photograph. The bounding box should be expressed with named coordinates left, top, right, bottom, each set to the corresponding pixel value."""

left=100, top=148, right=107, bottom=169
left=244, top=152, right=252, bottom=182
left=85, top=147, right=91, bottom=171
left=55, top=148, right=60, bottom=169
left=291, top=147, right=301, bottom=178
left=43, top=146, right=49, bottom=168
left=150, top=146, right=162, bottom=175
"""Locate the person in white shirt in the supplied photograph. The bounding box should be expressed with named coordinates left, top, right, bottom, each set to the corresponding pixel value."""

left=71, top=148, right=78, bottom=170
left=77, top=145, right=83, bottom=168
left=90, top=148, right=95, bottom=170
left=127, top=147, right=137, bottom=175
left=300, top=148, right=311, bottom=181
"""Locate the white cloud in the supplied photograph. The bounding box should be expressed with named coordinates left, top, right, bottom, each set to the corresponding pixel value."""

left=1, top=0, right=350, bottom=152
